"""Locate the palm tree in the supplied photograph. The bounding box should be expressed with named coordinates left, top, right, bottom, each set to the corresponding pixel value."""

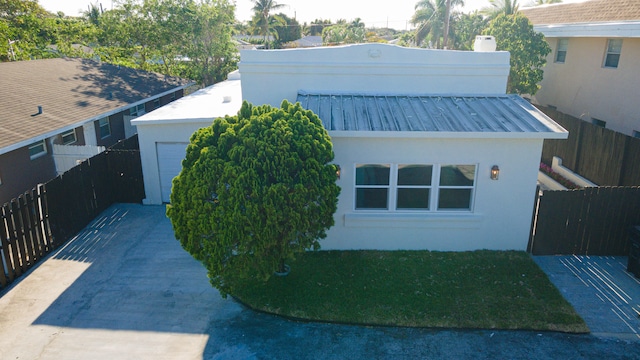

left=83, top=2, right=102, bottom=26
left=252, top=0, right=286, bottom=47
left=411, top=0, right=463, bottom=48
left=481, top=0, right=519, bottom=20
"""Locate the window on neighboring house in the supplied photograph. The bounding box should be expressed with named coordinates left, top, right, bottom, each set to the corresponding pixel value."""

left=555, top=39, right=568, bottom=63
left=592, top=118, right=606, bottom=128
left=604, top=39, right=622, bottom=68
left=99, top=117, right=111, bottom=139
left=153, top=98, right=160, bottom=109
left=633, top=130, right=640, bottom=139
left=28, top=140, right=47, bottom=159
left=61, top=129, right=77, bottom=145
left=129, top=104, right=146, bottom=117
left=170, top=92, right=176, bottom=101
left=355, top=164, right=476, bottom=212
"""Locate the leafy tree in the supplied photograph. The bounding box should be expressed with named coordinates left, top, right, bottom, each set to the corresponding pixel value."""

left=305, top=18, right=331, bottom=36
left=322, top=19, right=366, bottom=45
left=98, top=0, right=236, bottom=86
left=180, top=0, right=237, bottom=85
left=449, top=11, right=487, bottom=50
left=484, top=13, right=551, bottom=95
left=481, top=0, right=520, bottom=20
left=271, top=13, right=301, bottom=47
left=251, top=0, right=285, bottom=48
left=167, top=100, right=340, bottom=296
left=0, top=0, right=57, bottom=61
left=411, top=0, right=463, bottom=49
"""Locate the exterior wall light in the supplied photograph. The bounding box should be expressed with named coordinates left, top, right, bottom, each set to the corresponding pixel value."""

left=491, top=165, right=500, bottom=180
left=336, top=164, right=341, bottom=180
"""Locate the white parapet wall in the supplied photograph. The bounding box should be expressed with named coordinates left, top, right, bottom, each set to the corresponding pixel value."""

left=239, top=43, right=511, bottom=107
left=552, top=156, right=597, bottom=187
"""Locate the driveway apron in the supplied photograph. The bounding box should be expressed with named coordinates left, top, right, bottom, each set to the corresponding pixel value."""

left=1, top=204, right=640, bottom=359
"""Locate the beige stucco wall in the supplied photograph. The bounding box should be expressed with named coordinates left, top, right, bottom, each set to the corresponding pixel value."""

left=531, top=37, right=640, bottom=136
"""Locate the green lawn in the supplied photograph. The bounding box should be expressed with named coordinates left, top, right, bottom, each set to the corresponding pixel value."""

left=232, top=250, right=588, bottom=333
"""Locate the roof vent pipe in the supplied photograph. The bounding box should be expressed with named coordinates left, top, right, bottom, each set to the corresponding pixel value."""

left=474, top=36, right=496, bottom=52
left=37, top=105, right=43, bottom=114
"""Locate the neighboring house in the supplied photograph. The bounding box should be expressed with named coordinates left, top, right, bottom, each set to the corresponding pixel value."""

left=0, top=58, right=192, bottom=205
left=286, top=36, right=323, bottom=48
left=521, top=0, right=640, bottom=137
left=134, top=44, right=567, bottom=252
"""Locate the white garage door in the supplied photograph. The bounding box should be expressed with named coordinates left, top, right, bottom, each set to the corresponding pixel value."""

left=157, top=142, right=189, bottom=203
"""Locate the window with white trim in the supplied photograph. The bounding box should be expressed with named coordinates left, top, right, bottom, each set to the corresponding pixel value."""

left=61, top=129, right=77, bottom=145
left=555, top=39, right=568, bottom=63
left=99, top=117, right=111, bottom=139
left=28, top=140, right=47, bottom=159
left=603, top=39, right=622, bottom=68
left=355, top=164, right=476, bottom=212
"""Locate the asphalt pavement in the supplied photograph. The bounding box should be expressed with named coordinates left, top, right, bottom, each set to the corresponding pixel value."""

left=1, top=204, right=640, bottom=359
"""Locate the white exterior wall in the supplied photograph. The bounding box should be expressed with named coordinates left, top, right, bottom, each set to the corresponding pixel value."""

left=531, top=34, right=640, bottom=136
left=240, top=44, right=510, bottom=106
left=136, top=122, right=204, bottom=204
left=325, top=135, right=543, bottom=251
left=133, top=77, right=242, bottom=204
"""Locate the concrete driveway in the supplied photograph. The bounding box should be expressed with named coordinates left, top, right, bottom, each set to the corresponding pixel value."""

left=1, top=204, right=640, bottom=359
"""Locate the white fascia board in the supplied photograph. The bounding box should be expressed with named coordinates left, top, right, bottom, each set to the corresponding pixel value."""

left=535, top=21, right=640, bottom=38
left=328, top=130, right=569, bottom=140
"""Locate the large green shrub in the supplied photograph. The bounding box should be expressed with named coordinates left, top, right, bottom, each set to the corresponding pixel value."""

left=167, top=100, right=340, bottom=296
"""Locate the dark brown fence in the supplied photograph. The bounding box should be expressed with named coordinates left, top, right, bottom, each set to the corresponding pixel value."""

left=0, top=136, right=143, bottom=290
left=538, top=106, right=640, bottom=186
left=528, top=187, right=640, bottom=256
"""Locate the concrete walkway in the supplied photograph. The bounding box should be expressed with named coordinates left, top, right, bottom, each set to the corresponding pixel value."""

left=1, top=204, right=640, bottom=359
left=534, top=255, right=640, bottom=340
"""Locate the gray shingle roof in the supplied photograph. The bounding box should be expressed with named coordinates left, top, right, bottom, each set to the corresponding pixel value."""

left=0, top=58, right=191, bottom=151
left=296, top=92, right=567, bottom=138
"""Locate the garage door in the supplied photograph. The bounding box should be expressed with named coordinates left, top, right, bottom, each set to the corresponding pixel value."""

left=157, top=142, right=189, bottom=203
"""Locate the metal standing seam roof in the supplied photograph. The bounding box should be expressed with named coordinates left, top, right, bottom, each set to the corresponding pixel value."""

left=296, top=92, right=568, bottom=138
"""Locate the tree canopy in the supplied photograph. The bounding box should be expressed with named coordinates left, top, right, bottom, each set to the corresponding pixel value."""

left=167, top=100, right=340, bottom=296
left=1, top=0, right=237, bottom=86
left=484, top=13, right=551, bottom=95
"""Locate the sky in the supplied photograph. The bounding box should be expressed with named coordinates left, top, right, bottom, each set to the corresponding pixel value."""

left=38, top=0, right=588, bottom=30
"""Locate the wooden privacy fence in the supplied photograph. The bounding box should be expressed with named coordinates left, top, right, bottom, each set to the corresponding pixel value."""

left=539, top=106, right=640, bottom=186
left=0, top=136, right=144, bottom=290
left=528, top=187, right=640, bottom=256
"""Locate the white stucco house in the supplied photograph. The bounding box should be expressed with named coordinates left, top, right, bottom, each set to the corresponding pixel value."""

left=133, top=43, right=568, bottom=252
